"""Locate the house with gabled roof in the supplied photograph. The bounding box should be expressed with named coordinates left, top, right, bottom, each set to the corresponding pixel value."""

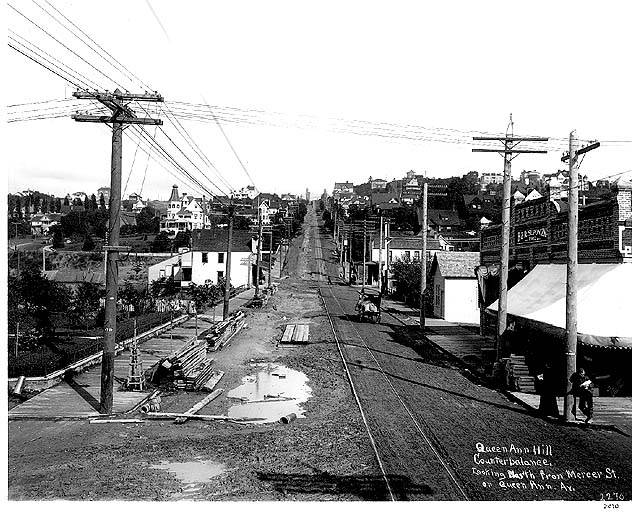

left=430, top=251, right=480, bottom=324
left=30, top=213, right=62, bottom=235
left=148, top=228, right=256, bottom=288
left=160, top=184, right=211, bottom=235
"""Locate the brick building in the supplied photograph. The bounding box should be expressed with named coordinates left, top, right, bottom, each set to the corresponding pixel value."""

left=478, top=177, right=632, bottom=396
left=480, top=176, right=632, bottom=271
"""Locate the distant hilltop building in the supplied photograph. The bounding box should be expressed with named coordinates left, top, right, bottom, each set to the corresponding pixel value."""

left=234, top=185, right=258, bottom=200
left=480, top=172, right=503, bottom=190
left=160, top=184, right=211, bottom=235
left=98, top=186, right=111, bottom=204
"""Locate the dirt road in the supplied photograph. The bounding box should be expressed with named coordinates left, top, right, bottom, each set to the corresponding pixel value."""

left=8, top=215, right=379, bottom=500
left=310, top=207, right=632, bottom=501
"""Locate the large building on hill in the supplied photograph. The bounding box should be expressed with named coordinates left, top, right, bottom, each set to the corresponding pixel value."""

left=160, top=185, right=211, bottom=235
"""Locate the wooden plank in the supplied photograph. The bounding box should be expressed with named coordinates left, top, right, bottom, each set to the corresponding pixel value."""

left=201, top=371, right=224, bottom=392
left=281, top=324, right=295, bottom=342
left=173, top=388, right=224, bottom=424
left=292, top=324, right=304, bottom=342
left=147, top=412, right=264, bottom=422
left=301, top=324, right=310, bottom=342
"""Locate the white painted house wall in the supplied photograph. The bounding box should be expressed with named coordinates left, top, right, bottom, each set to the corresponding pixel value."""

left=148, top=250, right=252, bottom=288
left=433, top=273, right=479, bottom=324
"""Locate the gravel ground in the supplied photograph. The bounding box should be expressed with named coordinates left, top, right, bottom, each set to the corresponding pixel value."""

left=8, top=225, right=379, bottom=501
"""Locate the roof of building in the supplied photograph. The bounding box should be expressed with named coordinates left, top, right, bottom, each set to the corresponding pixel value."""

left=44, top=269, right=105, bottom=284
left=389, top=235, right=443, bottom=251
left=464, top=194, right=483, bottom=206
left=191, top=229, right=253, bottom=252
left=168, top=185, right=180, bottom=202
left=426, top=209, right=462, bottom=226
left=432, top=251, right=479, bottom=278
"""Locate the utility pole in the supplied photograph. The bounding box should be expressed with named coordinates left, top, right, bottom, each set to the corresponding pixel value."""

left=223, top=202, right=235, bottom=320
left=378, top=214, right=383, bottom=288
left=349, top=226, right=354, bottom=284
left=363, top=219, right=367, bottom=287
left=268, top=228, right=273, bottom=287
left=419, top=181, right=428, bottom=331
left=473, top=116, right=548, bottom=363
left=255, top=198, right=263, bottom=298
left=561, top=136, right=600, bottom=422
left=73, top=89, right=163, bottom=414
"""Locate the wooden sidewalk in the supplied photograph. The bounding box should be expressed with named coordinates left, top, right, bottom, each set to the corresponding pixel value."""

left=511, top=392, right=632, bottom=436
left=9, top=288, right=256, bottom=419
left=9, top=321, right=199, bottom=419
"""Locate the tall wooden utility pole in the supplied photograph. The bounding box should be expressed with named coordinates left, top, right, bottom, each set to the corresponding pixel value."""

left=561, top=135, right=599, bottom=421
left=473, top=117, right=548, bottom=363
left=255, top=197, right=262, bottom=298
left=363, top=219, right=367, bottom=287
left=268, top=229, right=273, bottom=287
left=73, top=89, right=163, bottom=414
left=222, top=202, right=235, bottom=320
left=378, top=214, right=383, bottom=288
left=419, top=181, right=428, bottom=331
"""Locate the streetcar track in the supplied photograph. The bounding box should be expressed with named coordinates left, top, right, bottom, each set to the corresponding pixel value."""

left=309, top=212, right=469, bottom=500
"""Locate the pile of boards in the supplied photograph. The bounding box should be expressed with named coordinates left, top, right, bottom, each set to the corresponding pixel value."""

left=205, top=311, right=246, bottom=352
left=163, top=340, right=223, bottom=391
left=281, top=323, right=310, bottom=344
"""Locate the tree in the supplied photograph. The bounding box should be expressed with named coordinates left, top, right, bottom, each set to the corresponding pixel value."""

left=82, top=232, right=95, bottom=251
left=149, top=276, right=179, bottom=298
left=90, top=193, right=98, bottom=211
left=14, top=259, right=69, bottom=338
left=55, top=198, right=62, bottom=212
left=150, top=232, right=171, bottom=252
left=63, top=197, right=70, bottom=207
left=137, top=206, right=160, bottom=233
left=71, top=282, right=102, bottom=330
left=14, top=197, right=23, bottom=220
left=51, top=225, right=65, bottom=248
left=73, top=197, right=83, bottom=208
left=172, top=230, right=191, bottom=251
left=99, top=193, right=106, bottom=211
left=119, top=283, right=142, bottom=318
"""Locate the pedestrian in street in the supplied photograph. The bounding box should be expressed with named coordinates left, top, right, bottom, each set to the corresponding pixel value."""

left=536, top=362, right=560, bottom=418
left=570, top=367, right=594, bottom=423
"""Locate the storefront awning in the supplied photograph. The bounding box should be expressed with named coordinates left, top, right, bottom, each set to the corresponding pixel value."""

left=488, top=264, right=632, bottom=349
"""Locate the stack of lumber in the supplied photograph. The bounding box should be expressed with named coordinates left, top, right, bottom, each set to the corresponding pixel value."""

left=163, top=341, right=215, bottom=391
left=205, top=311, right=246, bottom=351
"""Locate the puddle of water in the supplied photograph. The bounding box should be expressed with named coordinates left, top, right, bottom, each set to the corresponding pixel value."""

left=227, top=363, right=312, bottom=424
left=150, top=459, right=225, bottom=498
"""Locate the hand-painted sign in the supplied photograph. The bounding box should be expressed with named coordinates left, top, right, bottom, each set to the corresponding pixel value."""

left=516, top=227, right=547, bottom=244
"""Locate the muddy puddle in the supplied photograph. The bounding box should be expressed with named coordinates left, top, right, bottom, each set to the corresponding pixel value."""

left=150, top=458, right=225, bottom=499
left=227, top=363, right=312, bottom=424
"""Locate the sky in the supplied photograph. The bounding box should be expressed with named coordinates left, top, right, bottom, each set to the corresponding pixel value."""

left=4, top=0, right=632, bottom=201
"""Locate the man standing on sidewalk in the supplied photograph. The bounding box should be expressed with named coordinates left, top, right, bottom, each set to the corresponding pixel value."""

left=570, top=367, right=594, bottom=423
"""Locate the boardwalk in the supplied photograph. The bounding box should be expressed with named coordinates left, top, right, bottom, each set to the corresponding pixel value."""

left=9, top=288, right=256, bottom=419
left=511, top=392, right=632, bottom=436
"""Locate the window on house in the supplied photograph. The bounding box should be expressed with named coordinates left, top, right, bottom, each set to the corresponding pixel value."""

left=414, top=251, right=420, bottom=260
left=159, top=269, right=165, bottom=278
left=201, top=252, right=208, bottom=263
left=388, top=250, right=393, bottom=262
left=435, top=284, right=441, bottom=306
left=182, top=268, right=192, bottom=281
left=405, top=251, right=411, bottom=259
left=218, top=252, right=225, bottom=263
left=217, top=271, right=224, bottom=281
